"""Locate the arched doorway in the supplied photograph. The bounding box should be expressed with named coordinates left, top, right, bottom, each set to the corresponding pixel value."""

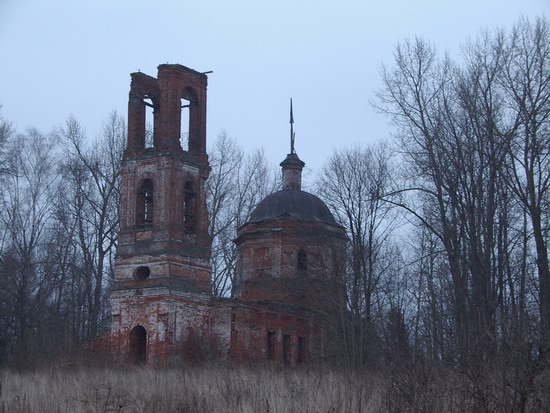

left=129, top=325, right=147, bottom=363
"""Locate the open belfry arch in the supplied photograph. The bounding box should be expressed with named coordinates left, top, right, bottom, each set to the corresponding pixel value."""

left=108, top=64, right=347, bottom=365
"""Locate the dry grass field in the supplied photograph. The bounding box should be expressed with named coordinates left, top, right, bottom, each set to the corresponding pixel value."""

left=0, top=361, right=548, bottom=412
left=0, top=364, right=385, bottom=413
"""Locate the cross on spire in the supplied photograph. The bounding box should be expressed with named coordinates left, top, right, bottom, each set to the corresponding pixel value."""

left=290, top=98, right=295, bottom=154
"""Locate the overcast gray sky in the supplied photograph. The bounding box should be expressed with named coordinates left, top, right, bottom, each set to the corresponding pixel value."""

left=0, top=0, right=547, bottom=178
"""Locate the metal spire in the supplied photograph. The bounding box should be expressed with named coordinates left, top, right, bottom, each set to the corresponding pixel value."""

left=290, top=98, right=295, bottom=154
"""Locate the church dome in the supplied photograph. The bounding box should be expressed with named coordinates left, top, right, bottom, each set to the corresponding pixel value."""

left=248, top=188, right=338, bottom=226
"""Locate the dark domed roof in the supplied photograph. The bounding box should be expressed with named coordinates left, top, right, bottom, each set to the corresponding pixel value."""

left=248, top=189, right=338, bottom=226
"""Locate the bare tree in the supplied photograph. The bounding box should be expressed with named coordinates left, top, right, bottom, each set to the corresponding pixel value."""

left=377, top=38, right=527, bottom=364
left=61, top=112, right=124, bottom=339
left=406, top=225, right=448, bottom=361
left=374, top=18, right=549, bottom=375
left=207, top=131, right=277, bottom=297
left=0, top=107, right=13, bottom=176
left=502, top=17, right=550, bottom=342
left=0, top=128, right=60, bottom=363
left=317, top=142, right=399, bottom=365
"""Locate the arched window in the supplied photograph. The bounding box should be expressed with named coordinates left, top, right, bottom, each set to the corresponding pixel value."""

left=137, top=179, right=154, bottom=225
left=297, top=250, right=307, bottom=274
left=180, top=96, right=190, bottom=150
left=184, top=181, right=196, bottom=232
left=144, top=97, right=155, bottom=148
left=182, top=87, right=198, bottom=151
left=129, top=325, right=147, bottom=363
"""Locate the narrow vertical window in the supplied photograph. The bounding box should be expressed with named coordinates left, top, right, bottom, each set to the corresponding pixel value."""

left=180, top=97, right=190, bottom=150
left=282, top=334, right=291, bottom=364
left=297, top=250, right=307, bottom=275
left=137, top=179, right=154, bottom=225
left=183, top=86, right=202, bottom=152
left=297, top=336, right=305, bottom=363
left=184, top=181, right=196, bottom=232
left=144, top=97, right=155, bottom=148
left=267, top=331, right=275, bottom=360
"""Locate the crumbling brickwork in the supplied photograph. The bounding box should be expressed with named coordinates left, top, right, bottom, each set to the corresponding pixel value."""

left=108, top=64, right=346, bottom=365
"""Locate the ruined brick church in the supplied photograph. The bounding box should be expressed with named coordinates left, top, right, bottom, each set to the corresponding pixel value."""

left=108, top=64, right=347, bottom=364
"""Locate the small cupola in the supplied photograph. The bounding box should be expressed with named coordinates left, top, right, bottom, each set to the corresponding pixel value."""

left=280, top=153, right=305, bottom=190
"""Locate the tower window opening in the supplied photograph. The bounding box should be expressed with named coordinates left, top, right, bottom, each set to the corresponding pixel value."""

left=297, top=250, right=307, bottom=274
left=184, top=181, right=196, bottom=232
left=180, top=97, right=191, bottom=151
left=134, top=266, right=151, bottom=281
left=137, top=179, right=154, bottom=225
left=129, top=325, right=147, bottom=363
left=282, top=334, right=291, bottom=364
left=297, top=336, right=306, bottom=363
left=267, top=331, right=275, bottom=360
left=144, top=98, right=154, bottom=148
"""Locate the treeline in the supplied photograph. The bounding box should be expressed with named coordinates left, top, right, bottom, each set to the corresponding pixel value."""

left=0, top=114, right=124, bottom=366
left=0, top=16, right=548, bottom=406
left=327, top=16, right=550, bottom=366
left=315, top=17, right=548, bottom=409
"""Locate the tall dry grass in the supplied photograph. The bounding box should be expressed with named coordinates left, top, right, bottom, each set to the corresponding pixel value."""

left=0, top=360, right=548, bottom=412
left=0, top=363, right=384, bottom=413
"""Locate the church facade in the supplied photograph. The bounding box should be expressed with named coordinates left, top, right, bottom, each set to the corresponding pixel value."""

left=108, top=64, right=347, bottom=365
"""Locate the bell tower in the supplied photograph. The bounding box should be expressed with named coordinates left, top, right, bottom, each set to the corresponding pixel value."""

left=109, top=64, right=212, bottom=363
